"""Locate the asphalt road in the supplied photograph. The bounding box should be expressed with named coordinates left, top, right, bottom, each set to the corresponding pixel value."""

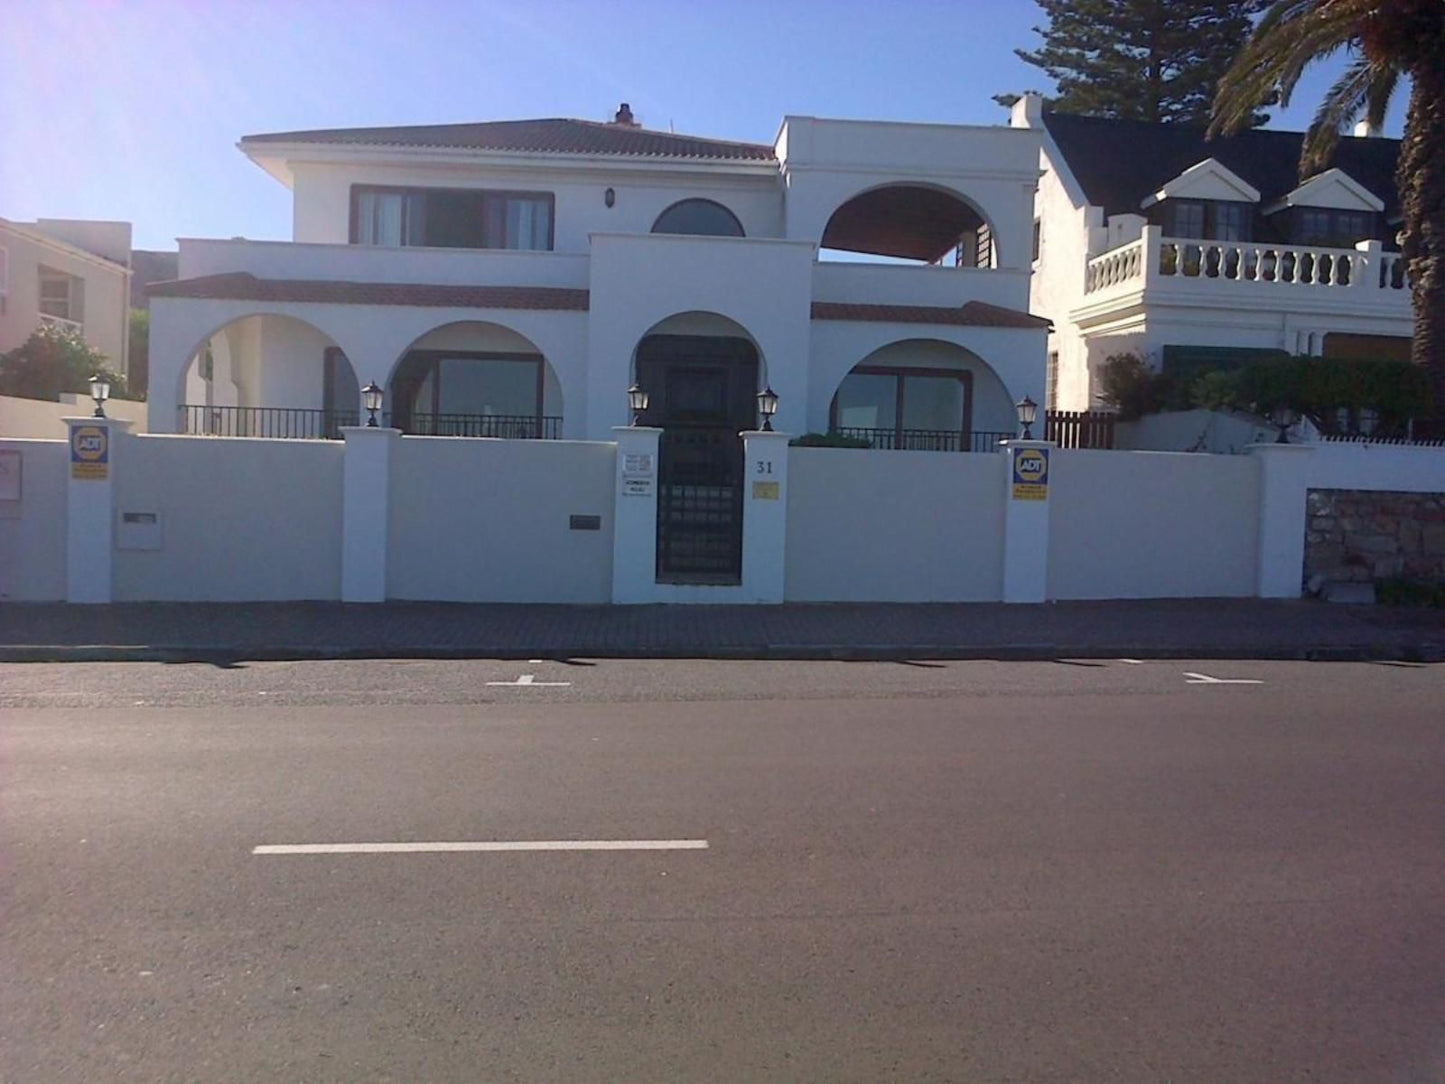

left=2, top=658, right=1443, bottom=1082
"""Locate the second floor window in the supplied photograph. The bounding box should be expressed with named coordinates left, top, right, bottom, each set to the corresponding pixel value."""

left=1163, top=199, right=1252, bottom=242
left=38, top=268, right=83, bottom=323
left=1296, top=208, right=1375, bottom=248
left=352, top=186, right=553, bottom=251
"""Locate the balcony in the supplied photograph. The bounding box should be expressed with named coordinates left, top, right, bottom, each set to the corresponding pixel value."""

left=1079, top=226, right=1410, bottom=318
left=830, top=426, right=1014, bottom=453
left=38, top=312, right=84, bottom=336
left=176, top=238, right=591, bottom=290
left=812, top=261, right=1032, bottom=312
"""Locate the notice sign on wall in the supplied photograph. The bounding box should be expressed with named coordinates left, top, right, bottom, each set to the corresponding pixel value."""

left=1011, top=446, right=1049, bottom=501
left=621, top=451, right=655, bottom=497
left=70, top=425, right=109, bottom=481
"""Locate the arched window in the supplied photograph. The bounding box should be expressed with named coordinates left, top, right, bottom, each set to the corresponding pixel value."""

left=651, top=199, right=745, bottom=238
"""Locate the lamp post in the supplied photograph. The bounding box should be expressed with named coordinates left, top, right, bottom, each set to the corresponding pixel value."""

left=627, top=383, right=649, bottom=426
left=756, top=386, right=779, bottom=432
left=362, top=381, right=384, bottom=427
left=89, top=374, right=111, bottom=418
left=1015, top=395, right=1037, bottom=440
left=1273, top=406, right=1295, bottom=444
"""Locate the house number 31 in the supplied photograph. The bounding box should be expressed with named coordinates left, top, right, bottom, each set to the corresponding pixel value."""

left=755, top=460, right=773, bottom=475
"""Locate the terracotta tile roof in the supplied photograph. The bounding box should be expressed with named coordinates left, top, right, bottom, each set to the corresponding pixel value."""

left=810, top=300, right=1050, bottom=329
left=149, top=273, right=590, bottom=311
left=241, top=118, right=776, bottom=162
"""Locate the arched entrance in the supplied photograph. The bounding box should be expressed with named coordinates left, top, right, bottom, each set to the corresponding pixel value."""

left=632, top=312, right=763, bottom=584
left=821, top=183, right=997, bottom=267
left=386, top=321, right=562, bottom=438
left=829, top=339, right=1015, bottom=452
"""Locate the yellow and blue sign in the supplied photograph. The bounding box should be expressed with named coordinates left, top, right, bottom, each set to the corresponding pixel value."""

left=70, top=424, right=109, bottom=480
left=1011, top=446, right=1049, bottom=501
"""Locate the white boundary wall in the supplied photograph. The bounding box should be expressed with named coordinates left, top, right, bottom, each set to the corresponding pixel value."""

left=1, top=394, right=146, bottom=439
left=785, top=448, right=1006, bottom=602
left=114, top=435, right=344, bottom=601
left=1048, top=449, right=1260, bottom=599
left=387, top=437, right=614, bottom=603
left=0, top=439, right=67, bottom=601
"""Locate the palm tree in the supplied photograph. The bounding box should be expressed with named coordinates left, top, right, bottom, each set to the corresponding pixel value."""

left=1210, top=0, right=1445, bottom=423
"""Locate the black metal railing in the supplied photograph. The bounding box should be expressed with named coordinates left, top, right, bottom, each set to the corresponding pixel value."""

left=397, top=413, right=562, bottom=439
left=831, top=426, right=1013, bottom=453
left=178, top=405, right=358, bottom=439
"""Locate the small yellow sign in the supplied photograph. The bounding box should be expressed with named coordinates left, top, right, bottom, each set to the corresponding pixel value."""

left=1011, top=447, right=1049, bottom=501
left=752, top=481, right=780, bottom=501
left=70, top=424, right=109, bottom=481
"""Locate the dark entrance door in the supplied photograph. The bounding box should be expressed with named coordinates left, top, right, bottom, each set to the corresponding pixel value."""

left=635, top=334, right=759, bottom=584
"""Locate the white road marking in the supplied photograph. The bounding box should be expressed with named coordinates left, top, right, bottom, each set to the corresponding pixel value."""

left=1184, top=672, right=1264, bottom=685
left=252, top=840, right=708, bottom=855
left=1118, top=658, right=1143, bottom=665
left=485, top=674, right=571, bottom=687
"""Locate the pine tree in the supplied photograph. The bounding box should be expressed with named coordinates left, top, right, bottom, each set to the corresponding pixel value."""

left=1015, top=0, right=1268, bottom=125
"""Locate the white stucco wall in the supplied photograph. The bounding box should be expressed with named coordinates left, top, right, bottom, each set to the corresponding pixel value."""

left=1047, top=449, right=1260, bottom=599
left=387, top=436, right=614, bottom=602
left=113, top=435, right=344, bottom=601
left=0, top=394, right=146, bottom=439
left=784, top=447, right=1006, bottom=601
left=0, top=439, right=67, bottom=601
left=287, top=161, right=785, bottom=249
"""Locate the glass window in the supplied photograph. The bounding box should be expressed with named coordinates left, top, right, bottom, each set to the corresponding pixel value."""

left=1169, top=201, right=1206, bottom=238
left=834, top=372, right=898, bottom=431
left=901, top=375, right=965, bottom=432
left=438, top=357, right=538, bottom=417
left=1213, top=202, right=1249, bottom=241
left=651, top=199, right=745, bottom=237
left=353, top=187, right=552, bottom=250
left=38, top=269, right=78, bottom=320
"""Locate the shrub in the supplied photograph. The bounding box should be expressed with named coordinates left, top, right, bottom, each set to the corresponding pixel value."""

left=0, top=323, right=126, bottom=401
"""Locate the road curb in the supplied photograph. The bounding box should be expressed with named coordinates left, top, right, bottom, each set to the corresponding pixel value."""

left=2, top=642, right=1441, bottom=664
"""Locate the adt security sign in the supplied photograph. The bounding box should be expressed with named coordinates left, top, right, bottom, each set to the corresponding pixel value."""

left=1011, top=446, right=1049, bottom=501
left=70, top=424, right=109, bottom=481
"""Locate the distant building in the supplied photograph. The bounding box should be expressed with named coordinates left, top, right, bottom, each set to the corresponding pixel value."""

left=129, top=249, right=179, bottom=310
left=0, top=217, right=133, bottom=375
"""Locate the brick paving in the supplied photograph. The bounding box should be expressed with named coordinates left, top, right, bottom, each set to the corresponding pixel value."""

left=1, top=598, right=1442, bottom=662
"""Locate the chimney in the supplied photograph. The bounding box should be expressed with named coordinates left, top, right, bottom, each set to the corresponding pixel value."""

left=613, top=102, right=639, bottom=127
left=1010, top=91, right=1045, bottom=130
left=1353, top=119, right=1380, bottom=138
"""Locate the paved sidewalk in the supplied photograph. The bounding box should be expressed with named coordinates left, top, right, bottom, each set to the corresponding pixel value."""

left=1, top=598, right=1443, bottom=662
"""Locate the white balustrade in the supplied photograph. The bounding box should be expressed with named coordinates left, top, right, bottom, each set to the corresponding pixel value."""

left=1084, top=238, right=1145, bottom=293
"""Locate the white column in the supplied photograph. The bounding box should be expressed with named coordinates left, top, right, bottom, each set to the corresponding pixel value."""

left=999, top=439, right=1054, bottom=603
left=1354, top=239, right=1382, bottom=291
left=1248, top=442, right=1316, bottom=598
left=341, top=426, right=400, bottom=603
left=610, top=426, right=662, bottom=604
left=740, top=430, right=790, bottom=603
left=64, top=416, right=132, bottom=603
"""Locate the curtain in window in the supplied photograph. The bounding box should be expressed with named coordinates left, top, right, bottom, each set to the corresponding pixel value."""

left=357, top=191, right=407, bottom=246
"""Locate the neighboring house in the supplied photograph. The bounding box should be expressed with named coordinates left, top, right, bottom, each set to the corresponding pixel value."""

left=129, top=249, right=178, bottom=310
left=0, top=217, right=133, bottom=375
left=1010, top=94, right=1411, bottom=411
left=147, top=104, right=1048, bottom=452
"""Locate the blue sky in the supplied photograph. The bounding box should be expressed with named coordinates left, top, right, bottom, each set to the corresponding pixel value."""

left=1, top=0, right=1407, bottom=250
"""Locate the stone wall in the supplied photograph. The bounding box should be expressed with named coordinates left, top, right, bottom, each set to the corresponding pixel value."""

left=1305, top=489, right=1445, bottom=584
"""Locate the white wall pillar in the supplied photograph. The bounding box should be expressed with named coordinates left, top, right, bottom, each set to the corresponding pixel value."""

left=341, top=426, right=400, bottom=602
left=64, top=416, right=132, bottom=603
left=610, top=426, right=662, bottom=604
left=1000, top=439, right=1054, bottom=603
left=740, top=430, right=790, bottom=603
left=1248, top=442, right=1316, bottom=598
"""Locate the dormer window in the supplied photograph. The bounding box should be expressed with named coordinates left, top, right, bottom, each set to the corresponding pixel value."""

left=351, top=186, right=553, bottom=251
left=1160, top=199, right=1252, bottom=241
left=1295, top=207, right=1375, bottom=248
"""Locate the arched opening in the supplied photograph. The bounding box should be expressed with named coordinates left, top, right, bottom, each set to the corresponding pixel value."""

left=631, top=312, right=763, bottom=585
left=386, top=320, right=562, bottom=438
left=176, top=314, right=354, bottom=438
left=829, top=340, right=1015, bottom=452
left=651, top=198, right=746, bottom=238
left=820, top=184, right=996, bottom=267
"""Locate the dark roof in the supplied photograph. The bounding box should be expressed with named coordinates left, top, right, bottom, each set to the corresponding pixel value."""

left=241, top=118, right=776, bottom=162
left=810, top=300, right=1050, bottom=330
left=1041, top=113, right=1402, bottom=219
left=149, top=273, right=589, bottom=311
left=129, top=249, right=179, bottom=309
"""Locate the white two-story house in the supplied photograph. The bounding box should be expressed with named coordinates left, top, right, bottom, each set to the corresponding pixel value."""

left=1010, top=94, right=1411, bottom=411
left=148, top=104, right=1047, bottom=455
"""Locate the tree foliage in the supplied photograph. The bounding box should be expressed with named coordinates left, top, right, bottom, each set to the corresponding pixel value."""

left=1015, top=0, right=1269, bottom=124
left=1098, top=351, right=1429, bottom=434
left=128, top=309, right=150, bottom=400
left=0, top=323, right=127, bottom=401
left=1210, top=0, right=1445, bottom=421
